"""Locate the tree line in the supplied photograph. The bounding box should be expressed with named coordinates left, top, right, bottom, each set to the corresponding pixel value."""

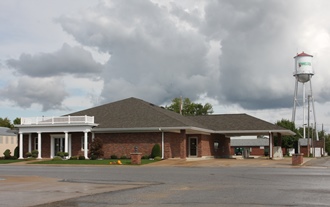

left=0, top=117, right=20, bottom=129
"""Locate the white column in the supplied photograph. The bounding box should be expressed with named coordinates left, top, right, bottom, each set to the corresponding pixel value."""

left=37, top=132, right=42, bottom=159
left=84, top=131, right=88, bottom=159
left=64, top=131, right=69, bottom=159
left=28, top=134, right=32, bottom=153
left=50, top=136, right=54, bottom=158
left=19, top=133, right=24, bottom=159
left=64, top=131, right=68, bottom=153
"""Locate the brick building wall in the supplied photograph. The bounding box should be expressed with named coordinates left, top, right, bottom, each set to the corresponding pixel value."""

left=230, top=146, right=270, bottom=156
left=20, top=131, right=235, bottom=159
left=212, top=134, right=230, bottom=158
left=200, top=134, right=214, bottom=157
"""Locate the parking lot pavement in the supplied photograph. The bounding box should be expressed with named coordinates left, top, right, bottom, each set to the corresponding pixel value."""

left=0, top=156, right=326, bottom=207
left=303, top=156, right=330, bottom=167
left=0, top=175, right=150, bottom=207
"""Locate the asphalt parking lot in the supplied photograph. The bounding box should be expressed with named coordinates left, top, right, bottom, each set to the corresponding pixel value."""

left=1, top=157, right=329, bottom=207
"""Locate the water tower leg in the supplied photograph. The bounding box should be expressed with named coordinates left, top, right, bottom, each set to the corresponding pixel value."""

left=303, top=82, right=306, bottom=139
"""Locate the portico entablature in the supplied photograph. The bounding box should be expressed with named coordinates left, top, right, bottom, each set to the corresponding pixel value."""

left=16, top=124, right=97, bottom=134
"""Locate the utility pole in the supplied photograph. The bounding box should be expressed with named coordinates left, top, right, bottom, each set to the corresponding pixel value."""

left=307, top=95, right=310, bottom=157
left=322, top=124, right=325, bottom=156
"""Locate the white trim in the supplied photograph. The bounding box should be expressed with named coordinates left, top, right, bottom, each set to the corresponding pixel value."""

left=91, top=126, right=213, bottom=134
left=81, top=136, right=89, bottom=151
left=215, top=130, right=295, bottom=136
left=50, top=134, right=72, bottom=158
left=37, top=133, right=42, bottom=159
left=84, top=131, right=88, bottom=159
left=19, top=133, right=23, bottom=159
left=16, top=125, right=96, bottom=134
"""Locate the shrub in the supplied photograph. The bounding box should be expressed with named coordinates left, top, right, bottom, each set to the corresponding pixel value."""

left=78, top=155, right=86, bottom=160
left=14, top=146, right=19, bottom=158
left=120, top=155, right=128, bottom=159
left=3, top=149, right=11, bottom=159
left=69, top=156, right=78, bottom=160
left=26, top=152, right=32, bottom=158
left=154, top=156, right=162, bottom=161
left=56, top=152, right=69, bottom=158
left=142, top=155, right=150, bottom=159
left=52, top=156, right=62, bottom=161
left=110, top=155, right=118, bottom=159
left=88, top=137, right=104, bottom=159
left=56, top=152, right=64, bottom=157
left=151, top=144, right=161, bottom=158
left=31, top=150, right=39, bottom=158
left=90, top=155, right=98, bottom=160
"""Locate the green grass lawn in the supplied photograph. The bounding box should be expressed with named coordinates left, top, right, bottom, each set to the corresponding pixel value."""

left=28, top=159, right=158, bottom=165
left=0, top=159, right=27, bottom=164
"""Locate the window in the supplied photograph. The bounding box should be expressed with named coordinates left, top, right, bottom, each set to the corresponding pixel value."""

left=34, top=137, right=38, bottom=150
left=11, top=137, right=14, bottom=144
left=0, top=137, right=3, bottom=144
left=5, top=137, right=8, bottom=144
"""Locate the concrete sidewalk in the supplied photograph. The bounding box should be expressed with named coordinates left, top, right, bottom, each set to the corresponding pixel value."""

left=147, top=157, right=313, bottom=168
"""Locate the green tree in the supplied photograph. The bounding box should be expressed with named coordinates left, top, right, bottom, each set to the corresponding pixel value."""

left=13, top=118, right=21, bottom=125
left=275, top=119, right=299, bottom=149
left=324, top=134, right=330, bottom=154
left=151, top=143, right=161, bottom=158
left=166, top=97, right=213, bottom=115
left=0, top=117, right=12, bottom=128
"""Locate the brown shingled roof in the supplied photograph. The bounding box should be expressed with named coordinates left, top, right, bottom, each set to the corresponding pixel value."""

left=68, top=97, right=206, bottom=129
left=188, top=114, right=294, bottom=136
left=68, top=97, right=294, bottom=136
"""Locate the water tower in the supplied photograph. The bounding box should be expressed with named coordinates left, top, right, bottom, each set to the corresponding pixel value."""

left=292, top=52, right=319, bottom=140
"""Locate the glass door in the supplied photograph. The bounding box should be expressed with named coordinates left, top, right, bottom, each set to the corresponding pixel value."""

left=54, top=138, right=65, bottom=156
left=189, top=137, right=197, bottom=157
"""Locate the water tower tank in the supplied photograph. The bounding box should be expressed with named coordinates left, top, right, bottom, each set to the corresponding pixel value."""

left=294, top=52, right=314, bottom=83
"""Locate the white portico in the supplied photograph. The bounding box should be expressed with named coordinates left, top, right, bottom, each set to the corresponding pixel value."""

left=16, top=116, right=98, bottom=159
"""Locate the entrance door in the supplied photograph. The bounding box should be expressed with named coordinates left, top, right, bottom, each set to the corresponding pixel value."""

left=189, top=137, right=197, bottom=157
left=54, top=138, right=65, bottom=156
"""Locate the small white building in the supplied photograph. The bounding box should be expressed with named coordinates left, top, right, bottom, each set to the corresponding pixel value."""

left=0, top=127, right=17, bottom=156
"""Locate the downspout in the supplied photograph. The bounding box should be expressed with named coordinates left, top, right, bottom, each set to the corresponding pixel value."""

left=269, top=131, right=273, bottom=159
left=159, top=128, right=164, bottom=159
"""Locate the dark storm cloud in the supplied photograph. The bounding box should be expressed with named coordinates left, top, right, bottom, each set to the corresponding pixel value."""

left=6, top=43, right=103, bottom=78
left=201, top=0, right=299, bottom=109
left=58, top=0, right=216, bottom=105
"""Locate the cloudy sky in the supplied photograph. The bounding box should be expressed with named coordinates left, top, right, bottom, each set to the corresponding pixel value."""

left=1, top=0, right=330, bottom=133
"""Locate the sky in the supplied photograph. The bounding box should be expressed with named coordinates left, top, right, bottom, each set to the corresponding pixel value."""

left=1, top=0, right=330, bottom=134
